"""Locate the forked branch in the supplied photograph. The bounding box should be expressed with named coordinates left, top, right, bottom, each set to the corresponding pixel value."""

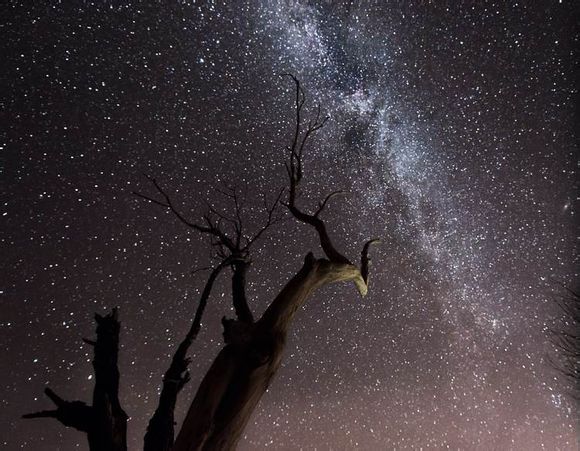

left=135, top=177, right=283, bottom=258
left=281, top=75, right=352, bottom=263
left=23, top=388, right=93, bottom=432
left=281, top=75, right=380, bottom=295
left=245, top=188, right=285, bottom=248
left=134, top=176, right=237, bottom=252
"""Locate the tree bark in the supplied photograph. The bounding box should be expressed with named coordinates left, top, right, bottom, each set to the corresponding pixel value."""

left=172, top=253, right=367, bottom=451
left=231, top=260, right=254, bottom=324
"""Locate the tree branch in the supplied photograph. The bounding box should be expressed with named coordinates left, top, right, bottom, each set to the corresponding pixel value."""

left=134, top=175, right=237, bottom=252
left=361, top=239, right=381, bottom=285
left=280, top=75, right=380, bottom=297
left=23, top=388, right=93, bottom=432
left=314, top=190, right=346, bottom=218
left=281, top=75, right=350, bottom=265
left=144, top=260, right=229, bottom=451
left=245, top=188, right=285, bottom=248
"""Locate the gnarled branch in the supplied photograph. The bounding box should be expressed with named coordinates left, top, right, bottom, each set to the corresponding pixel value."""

left=144, top=260, right=229, bottom=451
left=135, top=176, right=285, bottom=323
left=281, top=75, right=380, bottom=296
left=134, top=175, right=238, bottom=252
left=280, top=74, right=350, bottom=265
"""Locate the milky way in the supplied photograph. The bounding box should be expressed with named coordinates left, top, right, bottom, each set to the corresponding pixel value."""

left=2, top=2, right=578, bottom=450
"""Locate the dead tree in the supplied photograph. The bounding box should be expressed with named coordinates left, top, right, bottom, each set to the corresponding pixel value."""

left=136, top=178, right=283, bottom=451
left=24, top=76, right=380, bottom=451
left=23, top=309, right=128, bottom=451
left=171, top=74, right=379, bottom=451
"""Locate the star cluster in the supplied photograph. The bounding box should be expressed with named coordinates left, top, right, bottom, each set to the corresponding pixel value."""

left=2, top=1, right=578, bottom=450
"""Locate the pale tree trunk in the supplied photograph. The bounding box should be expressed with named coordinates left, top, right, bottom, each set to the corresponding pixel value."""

left=173, top=254, right=369, bottom=451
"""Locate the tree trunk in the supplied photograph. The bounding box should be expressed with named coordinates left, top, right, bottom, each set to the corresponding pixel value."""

left=173, top=253, right=364, bottom=451
left=88, top=310, right=129, bottom=451
left=23, top=309, right=128, bottom=451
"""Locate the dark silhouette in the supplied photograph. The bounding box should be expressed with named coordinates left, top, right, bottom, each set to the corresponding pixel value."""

left=24, top=76, right=380, bottom=451
left=23, top=309, right=128, bottom=451
left=551, top=288, right=580, bottom=404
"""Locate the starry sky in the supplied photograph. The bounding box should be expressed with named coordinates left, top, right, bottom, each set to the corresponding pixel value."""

left=2, top=1, right=579, bottom=450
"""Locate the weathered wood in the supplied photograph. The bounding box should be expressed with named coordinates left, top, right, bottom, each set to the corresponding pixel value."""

left=24, top=76, right=380, bottom=451
left=89, top=309, right=128, bottom=451
left=172, top=253, right=371, bottom=451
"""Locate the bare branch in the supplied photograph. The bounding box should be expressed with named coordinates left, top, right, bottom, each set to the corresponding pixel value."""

left=190, top=266, right=212, bottom=276
left=145, top=259, right=229, bottom=451
left=280, top=75, right=351, bottom=265
left=82, top=338, right=96, bottom=346
left=281, top=73, right=306, bottom=157
left=22, top=410, right=59, bottom=419
left=361, top=239, right=381, bottom=286
left=23, top=388, right=93, bottom=432
left=204, top=200, right=238, bottom=229
left=245, top=188, right=285, bottom=248
left=314, top=190, right=346, bottom=218
left=134, top=176, right=237, bottom=252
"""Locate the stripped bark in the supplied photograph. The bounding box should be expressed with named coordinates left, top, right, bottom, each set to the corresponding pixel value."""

left=172, top=75, right=379, bottom=451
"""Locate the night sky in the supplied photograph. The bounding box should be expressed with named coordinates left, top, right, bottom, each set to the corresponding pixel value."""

left=2, top=1, right=579, bottom=450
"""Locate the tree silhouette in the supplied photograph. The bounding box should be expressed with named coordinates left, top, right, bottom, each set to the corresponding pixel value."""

left=23, top=309, right=127, bottom=451
left=24, top=76, right=380, bottom=451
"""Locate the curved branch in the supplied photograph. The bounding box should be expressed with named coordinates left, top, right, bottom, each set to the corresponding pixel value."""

left=281, top=75, right=349, bottom=265
left=314, top=190, right=346, bottom=218
left=285, top=202, right=352, bottom=265
left=245, top=188, right=285, bottom=249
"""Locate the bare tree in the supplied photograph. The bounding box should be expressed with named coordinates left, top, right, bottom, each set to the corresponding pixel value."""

left=23, top=309, right=128, bottom=451
left=171, top=74, right=379, bottom=451
left=136, top=178, right=283, bottom=451
left=24, top=76, right=380, bottom=451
